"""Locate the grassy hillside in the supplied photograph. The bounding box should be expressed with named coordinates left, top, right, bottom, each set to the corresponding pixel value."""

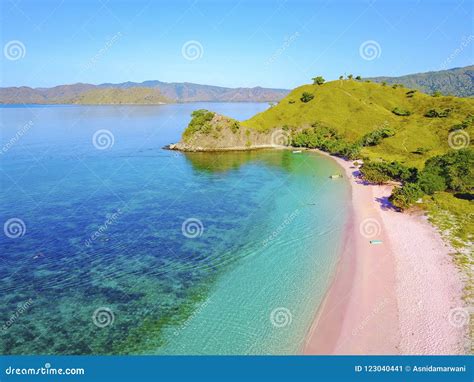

left=69, top=87, right=172, bottom=104
left=243, top=79, right=474, bottom=167
left=368, top=65, right=473, bottom=97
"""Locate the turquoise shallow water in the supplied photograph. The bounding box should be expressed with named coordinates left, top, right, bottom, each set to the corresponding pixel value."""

left=0, top=103, right=350, bottom=355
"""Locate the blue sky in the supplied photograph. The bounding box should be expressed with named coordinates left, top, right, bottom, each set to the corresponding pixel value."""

left=1, top=0, right=472, bottom=89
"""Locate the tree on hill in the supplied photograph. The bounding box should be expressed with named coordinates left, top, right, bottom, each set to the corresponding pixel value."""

left=312, top=76, right=325, bottom=85
left=347, top=74, right=353, bottom=80
left=355, top=75, right=362, bottom=80
left=339, top=75, right=344, bottom=80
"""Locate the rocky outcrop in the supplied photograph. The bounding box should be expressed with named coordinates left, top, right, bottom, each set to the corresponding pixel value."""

left=168, top=111, right=283, bottom=152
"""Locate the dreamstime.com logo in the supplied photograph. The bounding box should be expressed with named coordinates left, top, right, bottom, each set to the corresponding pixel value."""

left=181, top=40, right=203, bottom=61
left=92, top=307, right=115, bottom=328
left=181, top=218, right=204, bottom=238
left=359, top=217, right=382, bottom=238
left=270, top=307, right=293, bottom=328
left=4, top=363, right=85, bottom=376
left=92, top=129, right=115, bottom=150
left=3, top=218, right=26, bottom=238
left=4, top=40, right=26, bottom=60
left=270, top=129, right=291, bottom=147
left=359, top=40, right=381, bottom=61
left=448, top=130, right=470, bottom=150
left=448, top=307, right=471, bottom=328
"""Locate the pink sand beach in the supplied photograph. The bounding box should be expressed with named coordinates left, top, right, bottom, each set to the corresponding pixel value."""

left=303, top=153, right=467, bottom=355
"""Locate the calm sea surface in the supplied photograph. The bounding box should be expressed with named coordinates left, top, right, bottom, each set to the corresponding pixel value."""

left=0, top=103, right=350, bottom=354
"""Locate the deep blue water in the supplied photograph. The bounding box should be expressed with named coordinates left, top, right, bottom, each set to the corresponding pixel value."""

left=0, top=103, right=350, bottom=355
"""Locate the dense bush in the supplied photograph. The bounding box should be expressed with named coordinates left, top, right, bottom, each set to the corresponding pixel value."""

left=300, top=92, right=315, bottom=103
left=358, top=127, right=395, bottom=146
left=406, top=90, right=417, bottom=98
left=312, top=76, right=325, bottom=85
left=184, top=109, right=215, bottom=137
left=424, top=108, right=451, bottom=118
left=417, top=172, right=446, bottom=195
left=291, top=124, right=360, bottom=159
left=392, top=107, right=411, bottom=116
left=360, top=161, right=417, bottom=184
left=422, top=149, right=473, bottom=192
left=389, top=183, right=423, bottom=210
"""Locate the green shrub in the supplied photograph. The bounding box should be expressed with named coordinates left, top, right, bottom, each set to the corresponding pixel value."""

left=312, top=76, right=325, bottom=85
left=423, top=149, right=473, bottom=192
left=355, top=76, right=361, bottom=80
left=184, top=109, right=215, bottom=137
left=392, top=107, right=411, bottom=116
left=230, top=121, right=240, bottom=134
left=291, top=124, right=360, bottom=159
left=359, top=127, right=395, bottom=146
left=389, top=183, right=423, bottom=210
left=424, top=108, right=451, bottom=118
left=406, top=90, right=417, bottom=98
left=300, top=92, right=315, bottom=103
left=417, top=172, right=446, bottom=195
left=360, top=161, right=417, bottom=184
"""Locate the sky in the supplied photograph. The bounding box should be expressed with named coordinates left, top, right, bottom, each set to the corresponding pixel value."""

left=0, top=0, right=472, bottom=89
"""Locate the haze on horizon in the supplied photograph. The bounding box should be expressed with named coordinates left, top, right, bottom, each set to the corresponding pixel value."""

left=1, top=0, right=472, bottom=89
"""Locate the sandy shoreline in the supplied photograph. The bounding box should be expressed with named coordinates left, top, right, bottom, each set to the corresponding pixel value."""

left=303, top=152, right=467, bottom=355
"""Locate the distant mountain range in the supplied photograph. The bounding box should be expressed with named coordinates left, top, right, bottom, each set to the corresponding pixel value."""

left=1, top=66, right=472, bottom=104
left=368, top=65, right=473, bottom=97
left=0, top=81, right=290, bottom=104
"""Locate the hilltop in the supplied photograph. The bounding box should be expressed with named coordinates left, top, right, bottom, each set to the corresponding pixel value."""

left=0, top=81, right=289, bottom=104
left=175, top=79, right=473, bottom=167
left=368, top=65, right=473, bottom=97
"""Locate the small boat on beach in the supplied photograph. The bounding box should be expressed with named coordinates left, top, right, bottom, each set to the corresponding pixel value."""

left=329, top=174, right=343, bottom=179
left=292, top=150, right=302, bottom=154
left=370, top=240, right=383, bottom=245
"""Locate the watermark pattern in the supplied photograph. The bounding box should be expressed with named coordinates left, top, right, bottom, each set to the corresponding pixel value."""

left=359, top=217, right=381, bottom=238
left=352, top=297, right=389, bottom=336
left=448, top=307, right=470, bottom=328
left=181, top=40, right=203, bottom=61
left=448, top=130, right=470, bottom=150
left=3, top=218, right=26, bottom=239
left=92, top=129, right=115, bottom=150
left=92, top=307, right=115, bottom=328
left=265, top=32, right=300, bottom=66
left=173, top=298, right=211, bottom=337
left=270, top=129, right=291, bottom=146
left=4, top=40, right=26, bottom=61
left=262, top=209, right=300, bottom=247
left=441, top=35, right=474, bottom=69
left=82, top=32, right=122, bottom=71
left=84, top=208, right=125, bottom=247
left=359, top=40, right=381, bottom=61
left=1, top=120, right=34, bottom=155
left=270, top=307, right=292, bottom=328
left=2, top=298, right=33, bottom=332
left=181, top=218, right=204, bottom=238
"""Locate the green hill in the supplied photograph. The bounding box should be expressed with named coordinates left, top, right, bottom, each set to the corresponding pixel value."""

left=68, top=87, right=172, bottom=104
left=176, top=79, right=473, bottom=168
left=244, top=79, right=473, bottom=167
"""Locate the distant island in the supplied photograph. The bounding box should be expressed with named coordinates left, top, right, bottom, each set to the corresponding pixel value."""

left=0, top=80, right=289, bottom=104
